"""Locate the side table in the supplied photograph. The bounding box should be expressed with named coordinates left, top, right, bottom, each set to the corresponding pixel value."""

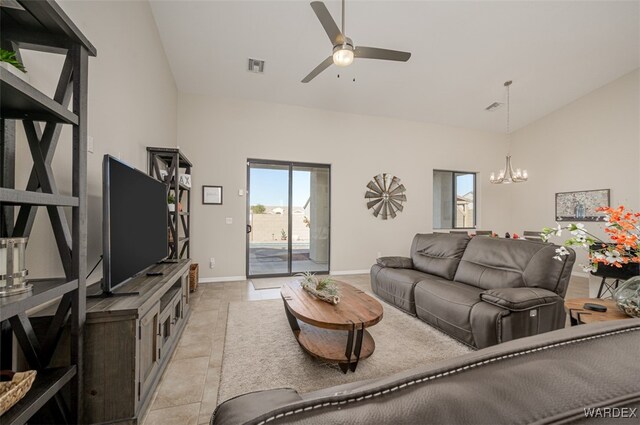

left=564, top=298, right=630, bottom=326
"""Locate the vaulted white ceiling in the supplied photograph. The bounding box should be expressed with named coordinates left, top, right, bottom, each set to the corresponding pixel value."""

left=149, top=1, right=639, bottom=132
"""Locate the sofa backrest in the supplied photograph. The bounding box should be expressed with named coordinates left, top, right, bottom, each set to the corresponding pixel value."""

left=410, top=233, right=470, bottom=280
left=454, top=237, right=575, bottom=294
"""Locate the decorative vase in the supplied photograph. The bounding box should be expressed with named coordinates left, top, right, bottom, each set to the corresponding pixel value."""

left=612, top=276, right=640, bottom=318
left=575, top=202, right=586, bottom=219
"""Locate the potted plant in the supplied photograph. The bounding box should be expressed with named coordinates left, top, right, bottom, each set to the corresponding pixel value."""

left=280, top=229, right=287, bottom=241
left=0, top=49, right=27, bottom=82
left=167, top=193, right=176, bottom=212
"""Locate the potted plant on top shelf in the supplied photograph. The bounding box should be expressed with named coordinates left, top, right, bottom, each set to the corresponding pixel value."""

left=0, top=49, right=28, bottom=82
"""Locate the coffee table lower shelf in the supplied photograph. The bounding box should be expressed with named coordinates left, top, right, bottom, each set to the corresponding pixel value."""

left=292, top=322, right=375, bottom=373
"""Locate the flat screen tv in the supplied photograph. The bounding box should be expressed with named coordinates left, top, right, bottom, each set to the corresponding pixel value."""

left=102, top=155, right=168, bottom=294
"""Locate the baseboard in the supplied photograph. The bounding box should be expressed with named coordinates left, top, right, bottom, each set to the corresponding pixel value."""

left=330, top=269, right=370, bottom=276
left=571, top=271, right=590, bottom=279
left=199, top=276, right=246, bottom=283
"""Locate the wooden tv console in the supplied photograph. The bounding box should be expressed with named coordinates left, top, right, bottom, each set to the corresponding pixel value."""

left=37, top=259, right=191, bottom=424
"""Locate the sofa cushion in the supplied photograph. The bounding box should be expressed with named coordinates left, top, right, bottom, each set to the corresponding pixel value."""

left=376, top=256, right=413, bottom=269
left=480, top=287, right=562, bottom=311
left=410, top=234, right=470, bottom=280
left=414, top=279, right=483, bottom=346
left=454, top=237, right=574, bottom=292
left=371, top=265, right=437, bottom=314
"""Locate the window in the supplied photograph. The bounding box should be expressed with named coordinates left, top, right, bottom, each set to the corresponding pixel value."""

left=433, top=170, right=476, bottom=229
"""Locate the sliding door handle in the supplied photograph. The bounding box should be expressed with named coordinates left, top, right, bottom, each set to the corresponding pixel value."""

left=246, top=224, right=252, bottom=234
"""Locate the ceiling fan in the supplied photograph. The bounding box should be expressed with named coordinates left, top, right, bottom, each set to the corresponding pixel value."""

left=302, top=0, right=412, bottom=83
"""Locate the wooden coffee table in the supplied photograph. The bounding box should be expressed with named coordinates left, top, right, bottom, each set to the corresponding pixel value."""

left=281, top=280, right=383, bottom=373
left=565, top=298, right=630, bottom=326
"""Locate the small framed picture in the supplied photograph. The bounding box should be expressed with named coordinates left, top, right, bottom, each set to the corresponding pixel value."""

left=203, top=185, right=223, bottom=205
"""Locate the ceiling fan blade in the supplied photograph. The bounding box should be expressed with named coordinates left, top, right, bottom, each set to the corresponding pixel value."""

left=354, top=46, right=411, bottom=62
left=310, top=1, right=344, bottom=45
left=301, top=56, right=333, bottom=83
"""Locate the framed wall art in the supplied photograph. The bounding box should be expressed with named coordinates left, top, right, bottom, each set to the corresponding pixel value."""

left=555, top=189, right=610, bottom=222
left=203, top=185, right=223, bottom=205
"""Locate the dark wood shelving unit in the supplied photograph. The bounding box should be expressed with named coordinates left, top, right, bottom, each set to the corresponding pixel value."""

left=147, top=147, right=192, bottom=260
left=0, top=188, right=79, bottom=206
left=0, top=1, right=95, bottom=423
left=0, top=68, right=78, bottom=124
left=0, top=278, right=78, bottom=322
left=1, top=366, right=76, bottom=425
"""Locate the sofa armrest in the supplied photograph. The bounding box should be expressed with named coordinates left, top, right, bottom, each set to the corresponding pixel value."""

left=480, top=287, right=562, bottom=311
left=376, top=256, right=413, bottom=269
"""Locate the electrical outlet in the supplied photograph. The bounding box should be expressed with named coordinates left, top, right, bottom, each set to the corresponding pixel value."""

left=225, top=217, right=233, bottom=225
left=88, top=136, right=94, bottom=154
left=210, top=257, right=215, bottom=268
left=238, top=189, right=244, bottom=196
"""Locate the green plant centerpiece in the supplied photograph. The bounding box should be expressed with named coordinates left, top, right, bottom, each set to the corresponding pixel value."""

left=296, top=272, right=340, bottom=305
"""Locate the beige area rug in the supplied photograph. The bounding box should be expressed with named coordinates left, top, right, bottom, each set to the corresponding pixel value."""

left=250, top=277, right=301, bottom=290
left=218, top=298, right=472, bottom=403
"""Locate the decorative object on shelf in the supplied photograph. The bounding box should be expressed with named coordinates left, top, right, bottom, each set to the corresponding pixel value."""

left=296, top=272, right=340, bottom=305
left=0, top=238, right=31, bottom=297
left=542, top=205, right=640, bottom=274
left=167, top=193, right=176, bottom=212
left=0, top=370, right=36, bottom=416
left=555, top=189, right=610, bottom=222
left=365, top=173, right=406, bottom=220
left=0, top=49, right=26, bottom=73
left=203, top=185, right=223, bottom=205
left=189, top=263, right=199, bottom=292
left=179, top=174, right=192, bottom=188
left=612, top=276, right=640, bottom=318
left=490, top=81, right=528, bottom=184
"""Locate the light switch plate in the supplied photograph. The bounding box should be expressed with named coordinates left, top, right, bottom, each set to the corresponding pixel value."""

left=225, top=217, right=233, bottom=224
left=88, top=136, right=94, bottom=153
left=238, top=189, right=244, bottom=196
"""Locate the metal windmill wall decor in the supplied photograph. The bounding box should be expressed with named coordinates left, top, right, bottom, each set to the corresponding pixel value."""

left=365, top=174, right=407, bottom=220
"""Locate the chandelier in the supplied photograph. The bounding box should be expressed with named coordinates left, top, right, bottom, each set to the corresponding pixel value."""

left=490, top=81, right=528, bottom=184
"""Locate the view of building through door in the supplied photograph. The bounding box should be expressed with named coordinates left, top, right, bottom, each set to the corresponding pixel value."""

left=247, top=160, right=330, bottom=277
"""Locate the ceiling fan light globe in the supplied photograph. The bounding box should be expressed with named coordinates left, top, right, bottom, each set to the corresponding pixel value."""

left=333, top=48, right=354, bottom=67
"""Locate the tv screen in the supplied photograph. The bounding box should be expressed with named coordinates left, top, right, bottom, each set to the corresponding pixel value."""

left=102, top=155, right=168, bottom=293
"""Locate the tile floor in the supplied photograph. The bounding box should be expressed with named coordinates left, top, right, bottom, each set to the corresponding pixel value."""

left=141, top=273, right=588, bottom=425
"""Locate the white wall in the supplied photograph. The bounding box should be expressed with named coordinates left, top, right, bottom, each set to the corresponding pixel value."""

left=508, top=69, right=640, bottom=279
left=14, top=0, right=178, bottom=282
left=177, top=95, right=509, bottom=279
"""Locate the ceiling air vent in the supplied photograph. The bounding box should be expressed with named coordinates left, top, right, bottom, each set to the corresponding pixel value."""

left=485, top=102, right=503, bottom=112
left=248, top=59, right=265, bottom=74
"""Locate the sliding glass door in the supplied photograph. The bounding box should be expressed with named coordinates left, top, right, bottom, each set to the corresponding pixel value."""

left=247, top=160, right=330, bottom=278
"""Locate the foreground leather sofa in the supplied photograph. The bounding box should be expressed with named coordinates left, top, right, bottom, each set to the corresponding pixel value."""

left=371, top=233, right=576, bottom=348
left=211, top=319, right=640, bottom=424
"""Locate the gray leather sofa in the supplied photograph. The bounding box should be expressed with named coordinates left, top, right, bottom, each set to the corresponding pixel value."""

left=211, top=319, right=640, bottom=424
left=371, top=233, right=576, bottom=348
